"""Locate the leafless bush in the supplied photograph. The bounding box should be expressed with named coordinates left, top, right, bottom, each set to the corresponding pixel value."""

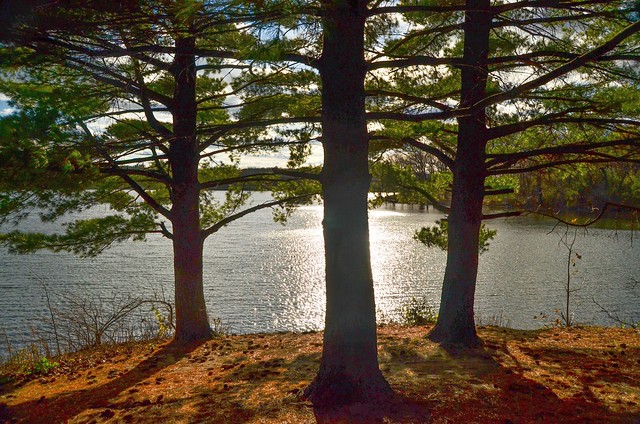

left=51, top=290, right=176, bottom=350
left=210, top=316, right=230, bottom=336
left=1, top=284, right=177, bottom=370
left=475, top=311, right=511, bottom=328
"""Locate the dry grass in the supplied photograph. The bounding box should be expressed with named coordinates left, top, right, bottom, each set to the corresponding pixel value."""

left=0, top=325, right=639, bottom=423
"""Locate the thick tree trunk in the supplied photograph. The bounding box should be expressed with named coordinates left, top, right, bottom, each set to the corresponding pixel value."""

left=428, top=164, right=485, bottom=346
left=172, top=213, right=210, bottom=341
left=428, top=0, right=491, bottom=347
left=304, top=0, right=392, bottom=406
left=170, top=36, right=211, bottom=341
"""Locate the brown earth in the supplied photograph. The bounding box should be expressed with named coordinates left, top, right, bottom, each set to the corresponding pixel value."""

left=0, top=325, right=639, bottom=423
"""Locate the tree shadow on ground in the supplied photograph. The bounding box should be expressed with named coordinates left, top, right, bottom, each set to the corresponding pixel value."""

left=183, top=348, right=433, bottom=424
left=182, top=352, right=318, bottom=423
left=1, top=339, right=204, bottom=423
left=2, top=328, right=638, bottom=423
left=392, top=332, right=640, bottom=423
left=184, top=350, right=319, bottom=423
left=512, top=342, right=640, bottom=421
left=184, top=331, right=639, bottom=423
left=312, top=396, right=431, bottom=424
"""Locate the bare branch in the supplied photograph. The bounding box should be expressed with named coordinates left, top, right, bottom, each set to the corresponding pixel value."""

left=483, top=211, right=523, bottom=219
left=592, top=297, right=638, bottom=329
left=526, top=202, right=640, bottom=227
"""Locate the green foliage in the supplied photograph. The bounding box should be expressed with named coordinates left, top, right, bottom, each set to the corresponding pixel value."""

left=0, top=210, right=158, bottom=257
left=270, top=168, right=322, bottom=224
left=0, top=373, right=13, bottom=385
left=198, top=164, right=254, bottom=229
left=484, top=175, right=519, bottom=204
left=0, top=1, right=325, bottom=260
left=370, top=160, right=452, bottom=208
left=171, top=0, right=204, bottom=25
left=24, top=357, right=59, bottom=376
left=414, top=219, right=497, bottom=254
left=151, top=306, right=171, bottom=339
left=517, top=163, right=640, bottom=211
left=0, top=341, right=50, bottom=376
left=413, top=220, right=448, bottom=251
left=0, top=106, right=99, bottom=192
left=234, top=68, right=321, bottom=121
left=399, top=297, right=437, bottom=326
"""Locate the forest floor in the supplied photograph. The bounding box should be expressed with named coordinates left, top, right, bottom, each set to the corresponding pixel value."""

left=0, top=325, right=639, bottom=423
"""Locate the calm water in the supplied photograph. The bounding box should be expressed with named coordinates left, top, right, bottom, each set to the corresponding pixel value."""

left=1, top=192, right=638, bottom=355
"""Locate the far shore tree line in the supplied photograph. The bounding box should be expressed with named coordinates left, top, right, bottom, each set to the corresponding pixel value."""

left=377, top=148, right=640, bottom=213
left=1, top=0, right=639, bottom=406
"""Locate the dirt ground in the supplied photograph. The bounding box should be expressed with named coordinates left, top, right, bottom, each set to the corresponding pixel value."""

left=1, top=325, right=639, bottom=423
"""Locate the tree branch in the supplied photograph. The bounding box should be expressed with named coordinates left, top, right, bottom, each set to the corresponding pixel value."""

left=474, top=19, right=640, bottom=111
left=401, top=137, right=455, bottom=170
left=483, top=211, right=523, bottom=219
left=489, top=117, right=640, bottom=140
left=366, top=89, right=454, bottom=112
left=76, top=121, right=172, bottom=219
left=398, top=184, right=451, bottom=214
left=489, top=157, right=640, bottom=175
left=526, top=202, right=640, bottom=227
left=201, top=194, right=315, bottom=239
left=486, top=138, right=640, bottom=168
left=367, top=109, right=468, bottom=124
left=368, top=56, right=463, bottom=71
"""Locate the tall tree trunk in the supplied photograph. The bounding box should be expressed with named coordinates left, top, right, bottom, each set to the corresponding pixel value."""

left=170, top=36, right=211, bottom=341
left=428, top=0, right=491, bottom=347
left=304, top=0, right=392, bottom=406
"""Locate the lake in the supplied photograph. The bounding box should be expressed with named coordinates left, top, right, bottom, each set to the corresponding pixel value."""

left=1, top=192, right=638, bottom=356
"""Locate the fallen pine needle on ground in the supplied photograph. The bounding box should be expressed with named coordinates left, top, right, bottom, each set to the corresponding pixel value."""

left=1, top=325, right=639, bottom=423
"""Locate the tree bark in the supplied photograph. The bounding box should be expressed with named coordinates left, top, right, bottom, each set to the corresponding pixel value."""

left=304, top=0, right=392, bottom=406
left=170, top=36, right=211, bottom=341
left=428, top=0, right=491, bottom=347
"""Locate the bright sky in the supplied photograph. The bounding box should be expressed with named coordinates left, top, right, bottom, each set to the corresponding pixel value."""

left=239, top=143, right=323, bottom=168
left=0, top=94, right=13, bottom=116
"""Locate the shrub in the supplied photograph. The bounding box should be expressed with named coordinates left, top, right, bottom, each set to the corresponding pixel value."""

left=210, top=316, right=230, bottom=336
left=400, top=297, right=437, bottom=326
left=25, top=356, right=59, bottom=376
left=414, top=219, right=497, bottom=254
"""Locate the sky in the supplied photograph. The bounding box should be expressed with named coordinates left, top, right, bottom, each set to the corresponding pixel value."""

left=239, top=144, right=323, bottom=168
left=0, top=94, right=13, bottom=116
